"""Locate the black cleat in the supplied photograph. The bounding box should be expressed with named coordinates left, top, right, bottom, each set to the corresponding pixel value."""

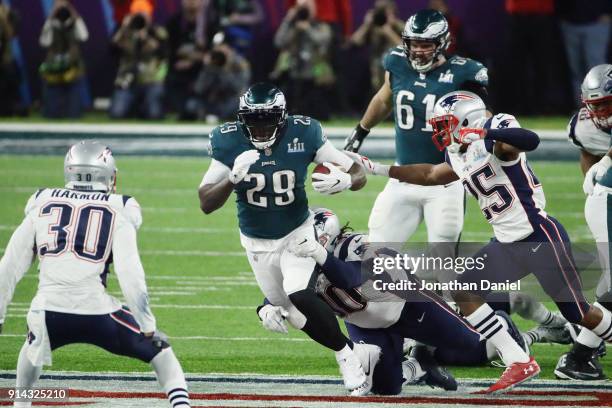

left=554, top=352, right=606, bottom=381
left=595, top=341, right=607, bottom=358
left=411, top=346, right=458, bottom=391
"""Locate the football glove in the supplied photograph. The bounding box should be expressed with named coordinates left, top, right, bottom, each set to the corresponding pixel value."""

left=229, top=149, right=260, bottom=184
left=344, top=151, right=390, bottom=176
left=312, top=162, right=352, bottom=194
left=344, top=123, right=370, bottom=152
left=457, top=128, right=486, bottom=145
left=288, top=233, right=328, bottom=265
left=258, top=304, right=289, bottom=334
left=583, top=156, right=611, bottom=195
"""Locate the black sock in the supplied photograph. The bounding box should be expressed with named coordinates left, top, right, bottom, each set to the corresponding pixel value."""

left=289, top=289, right=349, bottom=352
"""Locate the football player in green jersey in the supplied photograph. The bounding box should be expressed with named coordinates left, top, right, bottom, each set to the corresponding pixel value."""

left=197, top=83, right=382, bottom=396
left=345, top=10, right=489, bottom=255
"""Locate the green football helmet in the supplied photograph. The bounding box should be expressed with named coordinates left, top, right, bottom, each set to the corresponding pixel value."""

left=237, top=83, right=288, bottom=150
left=402, top=9, right=450, bottom=73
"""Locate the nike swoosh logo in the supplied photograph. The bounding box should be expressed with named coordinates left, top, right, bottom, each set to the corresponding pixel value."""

left=417, top=312, right=425, bottom=323
left=354, top=236, right=362, bottom=243
left=363, top=359, right=371, bottom=376
left=299, top=239, right=307, bottom=245
left=531, top=243, right=542, bottom=253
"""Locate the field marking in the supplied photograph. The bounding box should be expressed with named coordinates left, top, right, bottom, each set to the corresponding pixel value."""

left=0, top=333, right=308, bottom=342
left=1, top=371, right=611, bottom=408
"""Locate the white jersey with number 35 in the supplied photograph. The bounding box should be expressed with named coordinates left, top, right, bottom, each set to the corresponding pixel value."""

left=446, top=114, right=547, bottom=242
left=0, top=188, right=155, bottom=332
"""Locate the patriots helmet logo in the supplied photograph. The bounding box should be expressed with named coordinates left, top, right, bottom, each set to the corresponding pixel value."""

left=498, top=119, right=511, bottom=128
left=439, top=93, right=475, bottom=111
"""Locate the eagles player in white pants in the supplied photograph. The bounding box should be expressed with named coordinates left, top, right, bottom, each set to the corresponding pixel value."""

left=344, top=10, right=489, bottom=252
left=0, top=141, right=191, bottom=408
left=198, top=83, right=380, bottom=396
left=556, top=64, right=612, bottom=380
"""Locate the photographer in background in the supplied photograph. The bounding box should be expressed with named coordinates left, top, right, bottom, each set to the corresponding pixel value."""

left=165, top=0, right=209, bottom=119
left=0, top=3, right=24, bottom=116
left=184, top=32, right=250, bottom=122
left=39, top=0, right=88, bottom=118
left=272, top=0, right=332, bottom=119
left=350, top=0, right=403, bottom=94
left=109, top=0, right=168, bottom=119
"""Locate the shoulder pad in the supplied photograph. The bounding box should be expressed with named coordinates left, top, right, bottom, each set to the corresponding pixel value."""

left=122, top=196, right=142, bottom=229
left=383, top=46, right=407, bottom=72
left=488, top=113, right=520, bottom=129
left=24, top=189, right=46, bottom=216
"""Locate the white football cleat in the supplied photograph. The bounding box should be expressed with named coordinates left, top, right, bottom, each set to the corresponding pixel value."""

left=350, top=342, right=382, bottom=396
left=336, top=350, right=366, bottom=394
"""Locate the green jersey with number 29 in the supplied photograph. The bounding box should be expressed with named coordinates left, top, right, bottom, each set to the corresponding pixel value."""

left=384, top=46, right=488, bottom=165
left=210, top=115, right=325, bottom=239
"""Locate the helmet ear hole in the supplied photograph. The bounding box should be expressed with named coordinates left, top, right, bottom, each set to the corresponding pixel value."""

left=462, top=118, right=469, bottom=126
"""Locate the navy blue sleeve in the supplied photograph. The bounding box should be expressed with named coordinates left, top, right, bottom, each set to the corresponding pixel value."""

left=320, top=252, right=366, bottom=290
left=485, top=128, right=540, bottom=152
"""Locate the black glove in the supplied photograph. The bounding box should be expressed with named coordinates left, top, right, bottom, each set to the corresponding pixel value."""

left=343, top=123, right=370, bottom=152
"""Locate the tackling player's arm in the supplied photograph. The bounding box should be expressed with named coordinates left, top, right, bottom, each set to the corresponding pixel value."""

left=488, top=127, right=540, bottom=161
left=345, top=72, right=393, bottom=152
left=112, top=199, right=156, bottom=336
left=0, top=213, right=36, bottom=333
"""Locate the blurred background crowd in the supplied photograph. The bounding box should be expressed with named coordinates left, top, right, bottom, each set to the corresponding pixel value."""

left=0, top=0, right=610, bottom=121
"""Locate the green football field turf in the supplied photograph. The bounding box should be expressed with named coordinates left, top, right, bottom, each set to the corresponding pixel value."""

left=0, top=155, right=606, bottom=380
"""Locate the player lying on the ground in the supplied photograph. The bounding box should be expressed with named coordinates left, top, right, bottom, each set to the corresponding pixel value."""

left=260, top=208, right=576, bottom=395
left=0, top=141, right=191, bottom=408
left=197, top=83, right=381, bottom=396
left=347, top=90, right=612, bottom=393
left=559, top=63, right=612, bottom=380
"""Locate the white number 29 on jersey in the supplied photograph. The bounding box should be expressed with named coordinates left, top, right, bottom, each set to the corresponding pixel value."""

left=396, top=91, right=436, bottom=132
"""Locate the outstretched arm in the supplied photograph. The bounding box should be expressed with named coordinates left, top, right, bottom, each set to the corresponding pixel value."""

left=0, top=217, right=36, bottom=329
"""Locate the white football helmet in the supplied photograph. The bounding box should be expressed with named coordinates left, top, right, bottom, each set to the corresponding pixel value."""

left=64, top=140, right=117, bottom=192
left=581, top=64, right=612, bottom=131
left=429, top=91, right=487, bottom=153
left=312, top=208, right=341, bottom=251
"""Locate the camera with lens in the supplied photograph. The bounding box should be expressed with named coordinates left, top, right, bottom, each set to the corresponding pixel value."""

left=372, top=7, right=387, bottom=26
left=54, top=5, right=74, bottom=27
left=294, top=6, right=310, bottom=22
left=209, top=49, right=227, bottom=67
left=129, top=13, right=147, bottom=30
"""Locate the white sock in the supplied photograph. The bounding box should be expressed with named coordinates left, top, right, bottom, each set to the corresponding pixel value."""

left=509, top=293, right=558, bottom=325
left=466, top=304, right=530, bottom=365
left=335, top=344, right=354, bottom=361
left=590, top=303, right=612, bottom=342
left=577, top=327, right=603, bottom=348
left=14, top=342, right=42, bottom=408
left=150, top=348, right=191, bottom=408
left=402, top=357, right=426, bottom=383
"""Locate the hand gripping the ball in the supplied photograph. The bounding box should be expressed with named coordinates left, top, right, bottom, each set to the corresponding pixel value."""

left=229, top=150, right=260, bottom=184
left=312, top=162, right=352, bottom=194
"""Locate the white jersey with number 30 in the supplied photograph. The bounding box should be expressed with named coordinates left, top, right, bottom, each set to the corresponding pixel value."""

left=446, top=114, right=547, bottom=242
left=0, top=188, right=155, bottom=332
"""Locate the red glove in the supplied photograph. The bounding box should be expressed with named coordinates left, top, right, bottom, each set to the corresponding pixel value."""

left=457, top=128, right=486, bottom=145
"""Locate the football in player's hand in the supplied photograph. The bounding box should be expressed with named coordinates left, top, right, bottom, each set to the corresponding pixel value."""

left=312, top=163, right=331, bottom=176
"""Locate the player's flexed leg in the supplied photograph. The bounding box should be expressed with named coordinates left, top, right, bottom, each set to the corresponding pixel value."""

left=198, top=83, right=379, bottom=395
left=350, top=91, right=612, bottom=393
left=0, top=141, right=190, bottom=408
